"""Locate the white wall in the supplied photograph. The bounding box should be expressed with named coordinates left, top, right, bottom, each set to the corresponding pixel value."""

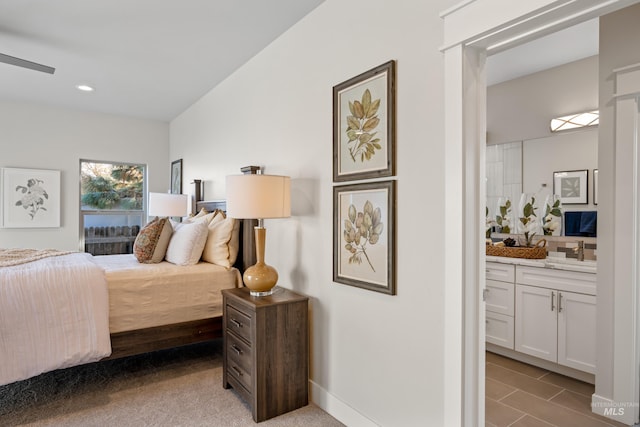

left=487, top=55, right=599, bottom=145
left=170, top=0, right=455, bottom=425
left=0, top=101, right=169, bottom=251
left=523, top=128, right=598, bottom=212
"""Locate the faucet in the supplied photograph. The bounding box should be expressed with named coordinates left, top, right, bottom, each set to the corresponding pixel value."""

left=573, top=240, right=585, bottom=261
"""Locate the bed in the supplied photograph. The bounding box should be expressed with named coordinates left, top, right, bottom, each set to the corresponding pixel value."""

left=0, top=200, right=256, bottom=386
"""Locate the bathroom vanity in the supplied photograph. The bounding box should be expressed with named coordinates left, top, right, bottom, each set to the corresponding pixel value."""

left=485, top=256, right=597, bottom=383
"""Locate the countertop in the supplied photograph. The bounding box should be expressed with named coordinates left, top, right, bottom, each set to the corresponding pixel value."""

left=486, top=255, right=597, bottom=274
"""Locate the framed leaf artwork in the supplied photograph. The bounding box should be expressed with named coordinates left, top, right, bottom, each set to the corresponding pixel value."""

left=553, top=169, right=588, bottom=205
left=333, top=180, right=396, bottom=295
left=333, top=60, right=396, bottom=182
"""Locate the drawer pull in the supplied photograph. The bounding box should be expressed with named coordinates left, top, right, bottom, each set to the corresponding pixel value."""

left=232, top=366, right=243, bottom=376
left=231, top=344, right=243, bottom=355
left=230, top=318, right=243, bottom=328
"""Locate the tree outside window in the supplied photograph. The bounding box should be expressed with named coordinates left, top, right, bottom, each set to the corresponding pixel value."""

left=80, top=161, right=146, bottom=255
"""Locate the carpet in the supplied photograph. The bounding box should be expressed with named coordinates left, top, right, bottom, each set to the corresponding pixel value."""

left=0, top=339, right=343, bottom=427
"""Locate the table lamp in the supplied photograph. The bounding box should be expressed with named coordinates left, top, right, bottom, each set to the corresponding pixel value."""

left=225, top=174, right=291, bottom=296
left=148, top=192, right=189, bottom=218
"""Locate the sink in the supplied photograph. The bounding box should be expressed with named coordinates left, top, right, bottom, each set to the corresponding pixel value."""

left=544, top=258, right=597, bottom=273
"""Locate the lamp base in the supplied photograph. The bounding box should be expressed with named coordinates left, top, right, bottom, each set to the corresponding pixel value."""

left=249, top=288, right=277, bottom=297
left=243, top=261, right=278, bottom=297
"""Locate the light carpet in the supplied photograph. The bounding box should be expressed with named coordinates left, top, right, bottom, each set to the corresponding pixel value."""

left=0, top=339, right=344, bottom=427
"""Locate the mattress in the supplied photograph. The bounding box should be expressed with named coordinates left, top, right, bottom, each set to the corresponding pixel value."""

left=92, top=254, right=242, bottom=333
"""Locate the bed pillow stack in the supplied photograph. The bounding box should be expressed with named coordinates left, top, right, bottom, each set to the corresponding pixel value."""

left=133, top=216, right=173, bottom=263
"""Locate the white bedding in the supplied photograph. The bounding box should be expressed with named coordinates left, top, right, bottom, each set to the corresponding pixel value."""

left=93, top=254, right=241, bottom=333
left=0, top=252, right=111, bottom=386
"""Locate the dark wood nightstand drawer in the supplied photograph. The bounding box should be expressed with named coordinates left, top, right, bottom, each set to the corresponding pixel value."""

left=225, top=305, right=252, bottom=343
left=227, top=357, right=252, bottom=391
left=226, top=331, right=252, bottom=372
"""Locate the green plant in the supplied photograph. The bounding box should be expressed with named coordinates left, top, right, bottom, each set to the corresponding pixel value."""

left=343, top=200, right=384, bottom=271
left=346, top=89, right=382, bottom=162
left=495, top=200, right=511, bottom=233
left=542, top=199, right=562, bottom=235
left=519, top=196, right=538, bottom=247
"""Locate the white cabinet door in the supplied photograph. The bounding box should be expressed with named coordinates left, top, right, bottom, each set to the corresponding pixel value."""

left=486, top=311, right=514, bottom=349
left=557, top=291, right=597, bottom=374
left=486, top=279, right=514, bottom=316
left=515, top=284, right=557, bottom=363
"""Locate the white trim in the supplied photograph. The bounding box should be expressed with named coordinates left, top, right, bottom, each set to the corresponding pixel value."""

left=443, top=43, right=464, bottom=427
left=309, top=380, right=379, bottom=427
left=612, top=92, right=640, bottom=425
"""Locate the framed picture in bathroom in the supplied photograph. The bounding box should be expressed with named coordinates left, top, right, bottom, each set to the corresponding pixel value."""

left=593, top=169, right=598, bottom=205
left=553, top=169, right=588, bottom=205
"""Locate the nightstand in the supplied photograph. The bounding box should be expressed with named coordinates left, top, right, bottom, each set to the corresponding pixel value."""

left=222, top=286, right=309, bottom=422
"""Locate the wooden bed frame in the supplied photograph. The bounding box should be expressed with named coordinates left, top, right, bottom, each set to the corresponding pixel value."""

left=107, top=199, right=257, bottom=359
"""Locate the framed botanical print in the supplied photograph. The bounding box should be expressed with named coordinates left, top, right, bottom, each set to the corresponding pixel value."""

left=333, top=60, right=396, bottom=182
left=1, top=167, right=61, bottom=228
left=553, top=170, right=588, bottom=205
left=333, top=180, right=396, bottom=295
left=171, top=159, right=182, bottom=194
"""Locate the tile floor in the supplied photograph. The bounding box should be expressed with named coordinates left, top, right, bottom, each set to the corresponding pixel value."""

left=485, top=352, right=629, bottom=427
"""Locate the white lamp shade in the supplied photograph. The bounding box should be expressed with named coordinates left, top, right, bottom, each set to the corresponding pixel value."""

left=226, top=174, right=291, bottom=219
left=148, top=192, right=189, bottom=217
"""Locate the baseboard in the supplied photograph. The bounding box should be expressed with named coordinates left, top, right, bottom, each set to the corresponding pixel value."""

left=309, top=380, right=379, bottom=427
left=591, top=394, right=637, bottom=425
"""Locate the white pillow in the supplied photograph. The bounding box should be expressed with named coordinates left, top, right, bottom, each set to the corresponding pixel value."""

left=201, top=214, right=240, bottom=268
left=165, top=221, right=208, bottom=266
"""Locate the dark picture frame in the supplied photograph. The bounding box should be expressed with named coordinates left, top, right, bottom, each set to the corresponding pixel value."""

left=553, top=169, right=588, bottom=205
left=593, top=169, right=598, bottom=205
left=333, top=60, right=396, bottom=182
left=171, top=159, right=182, bottom=194
left=333, top=180, right=396, bottom=295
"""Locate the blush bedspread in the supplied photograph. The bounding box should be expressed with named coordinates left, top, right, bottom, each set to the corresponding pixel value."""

left=0, top=252, right=111, bottom=386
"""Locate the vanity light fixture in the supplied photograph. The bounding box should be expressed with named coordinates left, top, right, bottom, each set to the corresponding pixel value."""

left=76, top=84, right=95, bottom=92
left=550, top=110, right=598, bottom=132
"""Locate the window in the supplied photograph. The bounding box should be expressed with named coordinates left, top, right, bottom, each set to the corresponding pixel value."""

left=80, top=160, right=146, bottom=255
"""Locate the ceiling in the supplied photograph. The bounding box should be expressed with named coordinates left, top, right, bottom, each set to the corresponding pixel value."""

left=487, top=18, right=599, bottom=86
left=0, top=0, right=324, bottom=122
left=1, top=3, right=596, bottom=122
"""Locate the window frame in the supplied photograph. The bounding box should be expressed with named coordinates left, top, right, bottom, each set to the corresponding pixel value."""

left=78, top=159, right=148, bottom=252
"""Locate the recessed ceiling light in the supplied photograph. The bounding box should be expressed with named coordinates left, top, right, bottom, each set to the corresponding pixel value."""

left=76, top=84, right=95, bottom=92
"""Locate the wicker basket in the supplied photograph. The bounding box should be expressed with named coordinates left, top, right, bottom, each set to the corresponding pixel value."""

left=486, top=238, right=547, bottom=259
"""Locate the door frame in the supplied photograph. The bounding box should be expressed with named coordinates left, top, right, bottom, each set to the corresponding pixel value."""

left=440, top=0, right=640, bottom=425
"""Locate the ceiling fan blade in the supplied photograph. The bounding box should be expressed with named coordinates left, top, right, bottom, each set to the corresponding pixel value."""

left=0, top=53, right=55, bottom=74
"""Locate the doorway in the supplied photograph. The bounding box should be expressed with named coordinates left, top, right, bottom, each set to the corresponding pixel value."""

left=440, top=1, right=640, bottom=426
